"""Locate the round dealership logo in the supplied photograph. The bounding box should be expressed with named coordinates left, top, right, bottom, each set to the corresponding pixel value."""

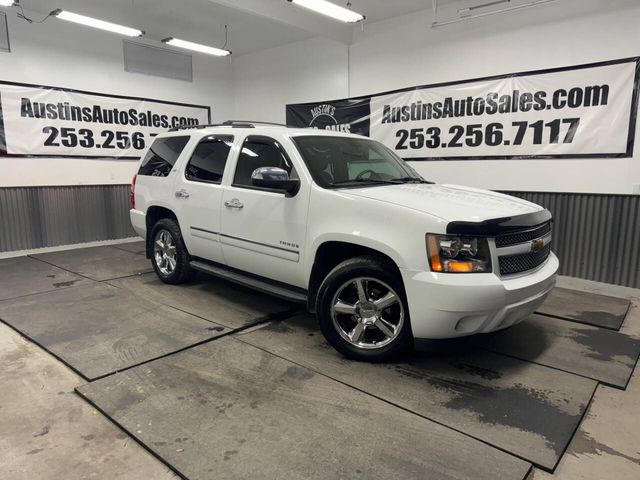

left=309, top=104, right=338, bottom=128
left=309, top=104, right=351, bottom=132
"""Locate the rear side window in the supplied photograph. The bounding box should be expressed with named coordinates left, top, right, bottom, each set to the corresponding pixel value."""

left=185, top=135, right=233, bottom=184
left=138, top=136, right=190, bottom=177
left=233, top=136, right=294, bottom=188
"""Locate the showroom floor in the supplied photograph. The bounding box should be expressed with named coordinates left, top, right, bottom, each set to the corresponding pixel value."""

left=1, top=241, right=639, bottom=480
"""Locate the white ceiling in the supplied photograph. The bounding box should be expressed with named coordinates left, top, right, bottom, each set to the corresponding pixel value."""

left=350, top=0, right=433, bottom=22
left=17, top=0, right=434, bottom=55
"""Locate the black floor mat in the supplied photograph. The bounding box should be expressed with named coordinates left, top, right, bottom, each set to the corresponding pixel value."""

left=0, top=256, right=93, bottom=301
left=108, top=272, right=296, bottom=330
left=77, top=336, right=531, bottom=480
left=480, top=314, right=640, bottom=389
left=537, top=287, right=630, bottom=330
left=238, top=314, right=597, bottom=470
left=0, top=283, right=228, bottom=380
left=31, top=246, right=152, bottom=281
left=111, top=240, right=146, bottom=255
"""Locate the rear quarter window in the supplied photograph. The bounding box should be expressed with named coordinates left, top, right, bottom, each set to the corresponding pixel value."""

left=138, top=136, right=190, bottom=177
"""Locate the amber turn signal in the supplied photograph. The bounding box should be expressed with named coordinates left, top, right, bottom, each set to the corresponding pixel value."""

left=446, top=261, right=474, bottom=273
left=427, top=234, right=443, bottom=272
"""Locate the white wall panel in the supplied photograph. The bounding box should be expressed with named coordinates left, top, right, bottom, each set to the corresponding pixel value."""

left=349, top=0, right=640, bottom=194
left=232, top=0, right=640, bottom=194
left=232, top=37, right=349, bottom=122
left=0, top=11, right=233, bottom=187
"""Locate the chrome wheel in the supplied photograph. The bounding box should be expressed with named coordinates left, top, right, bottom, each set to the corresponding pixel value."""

left=153, top=229, right=177, bottom=276
left=330, top=277, right=404, bottom=350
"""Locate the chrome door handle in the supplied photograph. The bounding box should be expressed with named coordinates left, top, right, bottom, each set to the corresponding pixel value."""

left=224, top=198, right=244, bottom=209
left=175, top=189, right=190, bottom=199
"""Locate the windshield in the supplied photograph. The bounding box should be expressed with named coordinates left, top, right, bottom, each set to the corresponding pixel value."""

left=290, top=135, right=430, bottom=189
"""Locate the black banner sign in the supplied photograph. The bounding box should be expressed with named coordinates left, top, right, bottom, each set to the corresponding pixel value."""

left=286, top=98, right=370, bottom=136
left=286, top=58, right=640, bottom=160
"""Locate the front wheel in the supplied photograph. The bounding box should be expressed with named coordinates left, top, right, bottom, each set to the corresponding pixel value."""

left=316, top=256, right=412, bottom=361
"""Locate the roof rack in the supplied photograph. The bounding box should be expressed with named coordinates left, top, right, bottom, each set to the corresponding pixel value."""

left=169, top=120, right=290, bottom=132
left=225, top=120, right=289, bottom=127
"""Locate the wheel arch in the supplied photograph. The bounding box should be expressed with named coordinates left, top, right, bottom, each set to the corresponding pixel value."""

left=306, top=239, right=404, bottom=314
left=145, top=205, right=179, bottom=258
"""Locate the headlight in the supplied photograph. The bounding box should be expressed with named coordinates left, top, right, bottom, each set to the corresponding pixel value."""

left=426, top=234, right=492, bottom=273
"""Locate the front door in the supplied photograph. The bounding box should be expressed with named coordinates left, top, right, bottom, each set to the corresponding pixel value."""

left=173, top=134, right=234, bottom=263
left=220, top=135, right=308, bottom=288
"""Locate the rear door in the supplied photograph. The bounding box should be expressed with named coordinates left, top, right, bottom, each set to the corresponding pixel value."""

left=219, top=135, right=308, bottom=287
left=135, top=134, right=191, bottom=214
left=173, top=134, right=234, bottom=263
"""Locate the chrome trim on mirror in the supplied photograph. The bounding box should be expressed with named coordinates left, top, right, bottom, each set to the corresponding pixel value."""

left=251, top=166, right=290, bottom=182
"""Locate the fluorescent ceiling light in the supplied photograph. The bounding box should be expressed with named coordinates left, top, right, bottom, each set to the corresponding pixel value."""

left=288, top=0, right=365, bottom=23
left=434, top=0, right=558, bottom=27
left=52, top=10, right=143, bottom=37
left=459, top=0, right=510, bottom=17
left=0, top=0, right=14, bottom=7
left=162, top=37, right=231, bottom=57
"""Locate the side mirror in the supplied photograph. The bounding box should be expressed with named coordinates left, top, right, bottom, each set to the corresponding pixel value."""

left=251, top=167, right=300, bottom=196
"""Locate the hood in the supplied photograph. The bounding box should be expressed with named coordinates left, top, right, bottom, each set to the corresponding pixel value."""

left=341, top=183, right=541, bottom=223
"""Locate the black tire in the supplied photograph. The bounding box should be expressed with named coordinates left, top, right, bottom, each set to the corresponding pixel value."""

left=316, top=255, right=412, bottom=362
left=149, top=218, right=194, bottom=284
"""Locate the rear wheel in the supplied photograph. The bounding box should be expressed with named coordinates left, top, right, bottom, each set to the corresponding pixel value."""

left=150, top=218, right=193, bottom=284
left=317, top=256, right=412, bottom=361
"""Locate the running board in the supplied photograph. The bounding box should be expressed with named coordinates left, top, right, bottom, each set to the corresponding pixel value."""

left=189, top=260, right=308, bottom=304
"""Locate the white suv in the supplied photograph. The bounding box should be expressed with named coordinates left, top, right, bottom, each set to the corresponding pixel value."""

left=130, top=121, right=558, bottom=361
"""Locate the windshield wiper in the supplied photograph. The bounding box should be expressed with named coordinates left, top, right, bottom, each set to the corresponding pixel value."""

left=390, top=177, right=433, bottom=184
left=330, top=178, right=400, bottom=186
left=330, top=177, right=433, bottom=187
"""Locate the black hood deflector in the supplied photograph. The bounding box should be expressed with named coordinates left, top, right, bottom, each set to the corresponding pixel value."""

left=446, top=209, right=552, bottom=236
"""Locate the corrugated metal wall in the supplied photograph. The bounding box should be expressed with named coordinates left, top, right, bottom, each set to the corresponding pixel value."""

left=504, top=191, right=640, bottom=289
left=1, top=185, right=639, bottom=288
left=0, top=185, right=135, bottom=252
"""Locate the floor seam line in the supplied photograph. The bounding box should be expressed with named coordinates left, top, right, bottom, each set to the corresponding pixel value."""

left=86, top=306, right=302, bottom=382
left=73, top=389, right=189, bottom=480
left=550, top=384, right=599, bottom=473
left=0, top=318, right=91, bottom=382
left=0, top=280, right=96, bottom=303
left=109, top=244, right=146, bottom=255
left=103, top=277, right=301, bottom=327
left=98, top=271, right=154, bottom=282
left=480, top=345, right=631, bottom=390
left=534, top=311, right=623, bottom=331
left=28, top=253, right=153, bottom=283
left=235, top=336, right=543, bottom=471
left=27, top=255, right=98, bottom=282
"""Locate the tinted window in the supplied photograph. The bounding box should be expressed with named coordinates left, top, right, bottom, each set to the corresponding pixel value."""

left=291, top=135, right=422, bottom=188
left=233, top=136, right=295, bottom=188
left=185, top=136, right=233, bottom=183
left=138, top=136, right=190, bottom=177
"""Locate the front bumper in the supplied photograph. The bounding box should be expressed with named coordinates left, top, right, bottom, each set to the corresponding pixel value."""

left=401, top=252, right=559, bottom=339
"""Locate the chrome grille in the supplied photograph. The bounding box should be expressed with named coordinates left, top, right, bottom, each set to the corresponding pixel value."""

left=495, top=222, right=552, bottom=248
left=499, top=244, right=551, bottom=275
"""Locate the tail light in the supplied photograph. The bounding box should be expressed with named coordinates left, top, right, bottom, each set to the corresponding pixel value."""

left=130, top=174, right=137, bottom=209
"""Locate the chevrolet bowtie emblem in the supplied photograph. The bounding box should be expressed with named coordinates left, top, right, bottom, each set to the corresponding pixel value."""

left=531, top=238, right=544, bottom=253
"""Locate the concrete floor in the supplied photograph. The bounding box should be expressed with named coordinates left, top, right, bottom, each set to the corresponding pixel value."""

left=531, top=278, right=640, bottom=480
left=0, top=323, right=178, bottom=480
left=1, top=242, right=639, bottom=479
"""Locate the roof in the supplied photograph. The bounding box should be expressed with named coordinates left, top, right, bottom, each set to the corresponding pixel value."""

left=164, top=120, right=364, bottom=139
